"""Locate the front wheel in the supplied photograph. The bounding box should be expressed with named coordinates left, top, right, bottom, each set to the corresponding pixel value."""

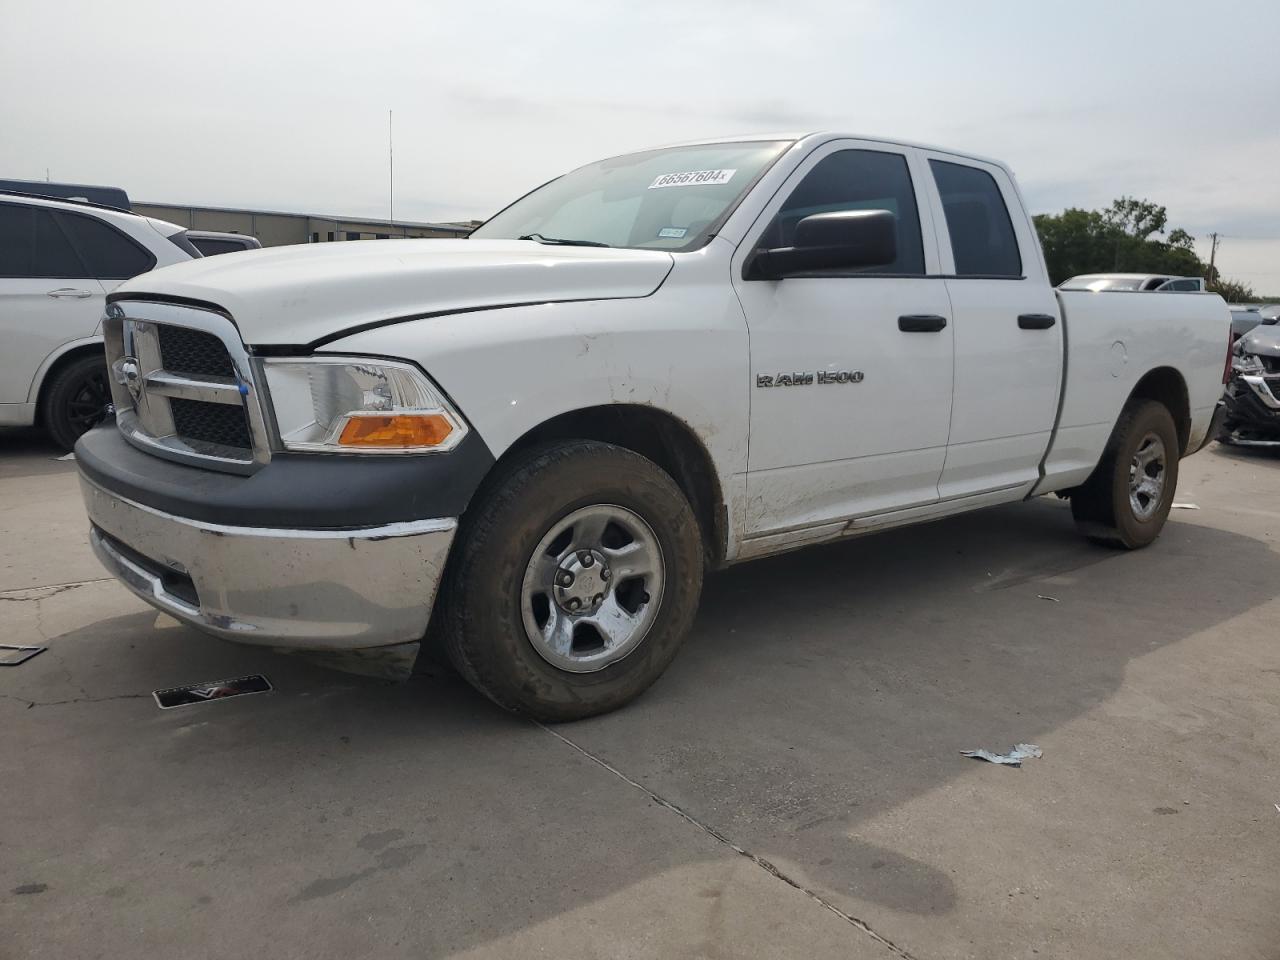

left=439, top=440, right=704, bottom=721
left=1070, top=400, right=1180, bottom=549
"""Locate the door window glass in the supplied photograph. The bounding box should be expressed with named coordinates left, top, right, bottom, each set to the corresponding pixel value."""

left=1, top=206, right=89, bottom=279
left=0, top=203, right=34, bottom=276
left=33, top=210, right=88, bottom=277
left=929, top=160, right=1022, bottom=277
left=759, top=149, right=925, bottom=275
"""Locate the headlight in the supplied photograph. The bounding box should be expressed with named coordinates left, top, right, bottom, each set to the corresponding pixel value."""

left=1231, top=351, right=1265, bottom=375
left=261, top=357, right=467, bottom=453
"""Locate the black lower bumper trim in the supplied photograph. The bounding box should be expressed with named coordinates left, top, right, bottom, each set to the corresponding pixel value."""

left=75, top=424, right=494, bottom=529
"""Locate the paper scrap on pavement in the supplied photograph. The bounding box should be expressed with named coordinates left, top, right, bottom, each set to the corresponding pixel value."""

left=1172, top=503, right=1199, bottom=510
left=55, top=452, right=76, bottom=461
left=960, top=743, right=1043, bottom=767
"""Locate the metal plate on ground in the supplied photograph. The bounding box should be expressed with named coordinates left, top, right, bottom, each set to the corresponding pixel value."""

left=0, top=645, right=47, bottom=666
left=153, top=674, right=272, bottom=709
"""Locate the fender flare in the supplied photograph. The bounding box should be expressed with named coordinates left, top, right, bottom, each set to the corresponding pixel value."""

left=28, top=335, right=105, bottom=405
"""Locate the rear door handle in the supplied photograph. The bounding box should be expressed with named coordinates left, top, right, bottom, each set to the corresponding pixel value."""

left=1018, top=313, right=1056, bottom=329
left=47, top=288, right=94, bottom=299
left=898, top=314, right=947, bottom=333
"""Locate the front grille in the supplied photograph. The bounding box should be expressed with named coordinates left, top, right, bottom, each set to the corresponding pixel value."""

left=1266, top=377, right=1280, bottom=398
left=1263, top=356, right=1280, bottom=375
left=108, top=302, right=264, bottom=472
left=170, top=397, right=252, bottom=450
left=157, top=324, right=235, bottom=377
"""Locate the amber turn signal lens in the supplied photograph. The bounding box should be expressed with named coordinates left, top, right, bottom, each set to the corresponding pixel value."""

left=337, top=413, right=454, bottom=448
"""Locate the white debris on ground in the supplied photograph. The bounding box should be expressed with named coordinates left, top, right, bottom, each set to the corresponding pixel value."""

left=1172, top=502, right=1200, bottom=510
left=960, top=743, right=1043, bottom=767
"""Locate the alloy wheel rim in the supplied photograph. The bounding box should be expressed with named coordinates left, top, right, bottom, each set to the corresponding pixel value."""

left=520, top=504, right=664, bottom=674
left=1128, top=432, right=1167, bottom=521
left=67, top=371, right=111, bottom=435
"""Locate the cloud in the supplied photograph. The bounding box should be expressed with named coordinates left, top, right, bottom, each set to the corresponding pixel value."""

left=1, top=0, right=1275, bottom=286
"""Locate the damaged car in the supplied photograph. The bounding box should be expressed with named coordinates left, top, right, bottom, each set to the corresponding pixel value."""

left=1220, top=324, right=1280, bottom=446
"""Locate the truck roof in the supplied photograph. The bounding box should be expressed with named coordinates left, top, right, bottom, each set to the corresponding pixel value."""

left=635, top=132, right=1012, bottom=174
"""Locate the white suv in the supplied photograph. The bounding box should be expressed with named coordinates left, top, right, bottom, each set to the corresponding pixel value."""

left=0, top=193, right=196, bottom=449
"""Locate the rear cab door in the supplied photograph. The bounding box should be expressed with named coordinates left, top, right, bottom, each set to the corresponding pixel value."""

left=916, top=152, right=1064, bottom=499
left=732, top=139, right=955, bottom=539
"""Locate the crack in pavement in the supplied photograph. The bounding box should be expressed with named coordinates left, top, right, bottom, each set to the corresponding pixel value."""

left=0, top=578, right=113, bottom=602
left=535, top=722, right=919, bottom=960
left=0, top=692, right=150, bottom=710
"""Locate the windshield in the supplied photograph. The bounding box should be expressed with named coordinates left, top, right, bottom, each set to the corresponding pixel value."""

left=471, top=140, right=792, bottom=252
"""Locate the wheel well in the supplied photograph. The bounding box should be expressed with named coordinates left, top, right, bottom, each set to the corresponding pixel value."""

left=1127, top=367, right=1190, bottom=454
left=500, top=405, right=727, bottom=566
left=34, top=343, right=106, bottom=416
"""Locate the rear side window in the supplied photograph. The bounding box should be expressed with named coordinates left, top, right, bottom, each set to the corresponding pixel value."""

left=0, top=204, right=89, bottom=278
left=930, top=160, right=1022, bottom=278
left=761, top=149, right=925, bottom=276
left=58, top=212, right=155, bottom=279
left=1160, top=279, right=1199, bottom=292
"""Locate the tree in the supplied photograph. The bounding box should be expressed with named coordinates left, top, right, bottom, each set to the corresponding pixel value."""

left=1208, top=277, right=1255, bottom=303
left=1104, top=196, right=1167, bottom=241
left=1034, top=198, right=1203, bottom=285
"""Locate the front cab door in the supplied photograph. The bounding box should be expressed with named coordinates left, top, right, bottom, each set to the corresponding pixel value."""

left=732, top=141, right=954, bottom=540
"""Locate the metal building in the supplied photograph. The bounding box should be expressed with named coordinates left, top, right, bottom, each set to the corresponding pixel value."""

left=131, top=201, right=476, bottom=247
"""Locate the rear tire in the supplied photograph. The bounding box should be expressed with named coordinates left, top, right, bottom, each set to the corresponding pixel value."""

left=439, top=440, right=704, bottom=721
left=1070, top=400, right=1179, bottom=549
left=41, top=353, right=111, bottom=452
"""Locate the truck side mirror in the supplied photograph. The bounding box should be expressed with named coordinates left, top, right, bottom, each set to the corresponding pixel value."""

left=745, top=210, right=898, bottom=280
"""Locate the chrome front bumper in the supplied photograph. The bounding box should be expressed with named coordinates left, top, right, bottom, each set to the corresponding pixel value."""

left=81, top=476, right=456, bottom=653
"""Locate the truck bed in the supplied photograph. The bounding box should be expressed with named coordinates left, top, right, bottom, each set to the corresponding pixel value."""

left=1036, top=290, right=1229, bottom=493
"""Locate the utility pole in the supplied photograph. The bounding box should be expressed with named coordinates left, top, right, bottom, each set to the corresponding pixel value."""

left=388, top=109, right=395, bottom=225
left=1206, top=232, right=1219, bottom=283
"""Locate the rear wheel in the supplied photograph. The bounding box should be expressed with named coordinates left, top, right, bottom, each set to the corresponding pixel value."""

left=439, top=440, right=704, bottom=721
left=1070, top=400, right=1179, bottom=549
left=41, top=354, right=111, bottom=452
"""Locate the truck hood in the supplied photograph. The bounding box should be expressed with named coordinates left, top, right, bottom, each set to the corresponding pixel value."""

left=1239, top=323, right=1280, bottom=357
left=114, top=239, right=675, bottom=346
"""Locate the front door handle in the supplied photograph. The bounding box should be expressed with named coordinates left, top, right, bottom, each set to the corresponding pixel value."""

left=47, top=288, right=93, bottom=299
left=1018, top=313, right=1056, bottom=329
left=898, top=314, right=947, bottom=332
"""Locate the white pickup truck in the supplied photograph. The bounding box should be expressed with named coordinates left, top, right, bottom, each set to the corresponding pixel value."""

left=75, top=133, right=1229, bottom=720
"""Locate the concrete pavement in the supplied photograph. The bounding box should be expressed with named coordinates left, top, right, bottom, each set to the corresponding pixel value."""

left=2, top=427, right=1278, bottom=959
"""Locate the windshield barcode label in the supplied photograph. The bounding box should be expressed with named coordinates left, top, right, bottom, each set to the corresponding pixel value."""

left=648, top=169, right=736, bottom=189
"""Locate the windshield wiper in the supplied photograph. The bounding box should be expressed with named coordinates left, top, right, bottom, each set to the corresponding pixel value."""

left=518, top=233, right=612, bottom=248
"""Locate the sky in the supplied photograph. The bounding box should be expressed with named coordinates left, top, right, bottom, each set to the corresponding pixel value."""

left=2, top=0, right=1277, bottom=293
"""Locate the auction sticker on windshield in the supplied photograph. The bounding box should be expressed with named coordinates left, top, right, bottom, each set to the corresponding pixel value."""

left=648, top=169, right=736, bottom=189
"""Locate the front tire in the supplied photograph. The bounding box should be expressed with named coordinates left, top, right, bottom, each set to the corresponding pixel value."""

left=41, top=354, right=111, bottom=452
left=439, top=440, right=704, bottom=721
left=1070, top=400, right=1180, bottom=549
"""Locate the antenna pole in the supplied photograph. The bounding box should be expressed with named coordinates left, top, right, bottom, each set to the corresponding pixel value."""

left=388, top=110, right=394, bottom=225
